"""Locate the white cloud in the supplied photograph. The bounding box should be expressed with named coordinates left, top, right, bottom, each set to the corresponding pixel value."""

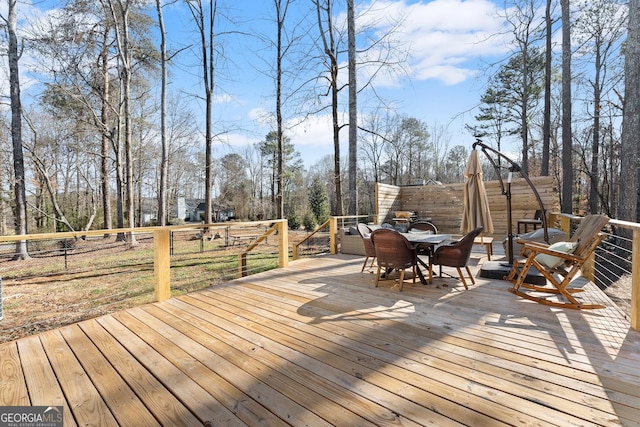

left=357, top=0, right=510, bottom=86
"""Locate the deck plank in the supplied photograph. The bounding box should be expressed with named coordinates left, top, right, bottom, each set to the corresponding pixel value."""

left=57, top=324, right=160, bottom=427
left=0, top=342, right=29, bottom=406
left=77, top=320, right=202, bottom=426
left=39, top=329, right=119, bottom=426
left=16, top=335, right=78, bottom=427
left=139, top=303, right=386, bottom=427
left=1, top=254, right=639, bottom=427
left=97, top=314, right=245, bottom=426
left=211, top=283, right=624, bottom=426
left=197, top=284, right=612, bottom=427
left=125, top=305, right=319, bottom=427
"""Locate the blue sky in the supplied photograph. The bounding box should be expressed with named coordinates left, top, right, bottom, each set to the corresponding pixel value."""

left=5, top=0, right=514, bottom=168
left=187, top=0, right=514, bottom=167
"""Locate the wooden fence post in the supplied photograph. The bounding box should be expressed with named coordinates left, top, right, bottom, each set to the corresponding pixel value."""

left=330, top=217, right=338, bottom=254
left=632, top=229, right=639, bottom=331
left=278, top=220, right=288, bottom=268
left=154, top=228, right=171, bottom=302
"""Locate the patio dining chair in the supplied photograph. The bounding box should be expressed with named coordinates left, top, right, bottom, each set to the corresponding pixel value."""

left=357, top=223, right=377, bottom=272
left=370, top=229, right=417, bottom=291
left=429, top=227, right=483, bottom=289
left=506, top=214, right=609, bottom=309
left=407, top=221, right=438, bottom=234
left=407, top=221, right=438, bottom=256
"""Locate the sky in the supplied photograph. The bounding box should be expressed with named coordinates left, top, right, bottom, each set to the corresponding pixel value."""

left=165, top=0, right=515, bottom=167
left=5, top=0, right=515, bottom=168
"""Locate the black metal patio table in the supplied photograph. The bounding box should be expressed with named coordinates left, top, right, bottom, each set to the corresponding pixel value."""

left=401, top=232, right=451, bottom=285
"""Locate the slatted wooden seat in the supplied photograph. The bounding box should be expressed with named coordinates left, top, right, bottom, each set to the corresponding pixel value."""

left=506, top=214, right=609, bottom=309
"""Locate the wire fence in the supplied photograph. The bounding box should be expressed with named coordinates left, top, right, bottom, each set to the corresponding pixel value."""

left=0, top=224, right=329, bottom=343
left=1, top=215, right=636, bottom=342
left=594, top=227, right=633, bottom=319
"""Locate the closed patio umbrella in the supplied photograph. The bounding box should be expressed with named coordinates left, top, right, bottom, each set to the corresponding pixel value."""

left=461, top=149, right=494, bottom=236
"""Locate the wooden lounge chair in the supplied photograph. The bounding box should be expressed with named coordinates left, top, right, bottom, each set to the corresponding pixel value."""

left=370, top=229, right=417, bottom=291
left=506, top=214, right=609, bottom=309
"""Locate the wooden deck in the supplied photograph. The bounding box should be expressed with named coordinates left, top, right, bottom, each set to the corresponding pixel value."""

left=1, top=254, right=639, bottom=426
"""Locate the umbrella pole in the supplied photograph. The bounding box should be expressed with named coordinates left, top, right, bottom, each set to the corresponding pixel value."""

left=506, top=169, right=514, bottom=265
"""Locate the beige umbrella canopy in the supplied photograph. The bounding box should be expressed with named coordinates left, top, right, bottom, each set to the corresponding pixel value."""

left=461, top=150, right=494, bottom=235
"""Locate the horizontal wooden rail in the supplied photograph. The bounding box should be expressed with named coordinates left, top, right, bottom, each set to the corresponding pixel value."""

left=0, top=220, right=288, bottom=303
left=238, top=222, right=287, bottom=277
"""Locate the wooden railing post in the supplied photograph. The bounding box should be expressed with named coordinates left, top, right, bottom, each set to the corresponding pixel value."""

left=632, top=229, right=639, bottom=331
left=330, top=217, right=338, bottom=255
left=278, top=219, right=288, bottom=268
left=154, top=228, right=171, bottom=302
left=238, top=253, right=247, bottom=277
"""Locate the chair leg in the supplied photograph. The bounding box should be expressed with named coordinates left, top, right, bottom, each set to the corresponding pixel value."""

left=370, top=257, right=376, bottom=269
left=505, top=259, right=521, bottom=283
left=399, top=269, right=405, bottom=291
left=456, top=267, right=469, bottom=290
left=465, top=266, right=475, bottom=285
left=428, top=261, right=433, bottom=284
left=375, top=265, right=381, bottom=287
left=361, top=256, right=369, bottom=272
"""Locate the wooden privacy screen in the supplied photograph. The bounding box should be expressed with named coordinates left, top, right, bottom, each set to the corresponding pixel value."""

left=375, top=176, right=559, bottom=237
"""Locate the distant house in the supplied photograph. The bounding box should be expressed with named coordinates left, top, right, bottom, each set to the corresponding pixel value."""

left=176, top=198, right=234, bottom=222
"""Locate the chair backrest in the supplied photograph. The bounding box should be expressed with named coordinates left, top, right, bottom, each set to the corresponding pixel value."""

left=357, top=223, right=376, bottom=257
left=357, top=223, right=372, bottom=238
left=408, top=221, right=437, bottom=234
left=370, top=229, right=415, bottom=269
left=433, top=227, right=483, bottom=267
left=569, top=214, right=609, bottom=258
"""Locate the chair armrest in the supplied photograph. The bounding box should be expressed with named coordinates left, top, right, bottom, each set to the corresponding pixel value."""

left=529, top=246, right=582, bottom=265
left=517, top=239, right=549, bottom=249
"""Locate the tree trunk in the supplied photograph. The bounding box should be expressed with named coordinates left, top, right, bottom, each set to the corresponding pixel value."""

left=156, top=0, right=168, bottom=226
left=520, top=45, right=529, bottom=175
left=100, top=27, right=112, bottom=236
left=589, top=47, right=602, bottom=214
left=275, top=0, right=284, bottom=219
left=347, top=0, right=357, bottom=216
left=618, top=0, right=640, bottom=228
left=561, top=0, right=573, bottom=214
left=541, top=0, right=551, bottom=176
left=7, top=0, right=30, bottom=260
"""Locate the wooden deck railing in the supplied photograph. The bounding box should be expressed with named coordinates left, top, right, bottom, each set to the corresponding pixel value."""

left=1, top=215, right=637, bottom=331
left=0, top=220, right=288, bottom=304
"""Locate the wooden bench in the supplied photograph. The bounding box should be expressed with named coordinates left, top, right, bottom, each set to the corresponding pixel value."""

left=473, top=237, right=494, bottom=260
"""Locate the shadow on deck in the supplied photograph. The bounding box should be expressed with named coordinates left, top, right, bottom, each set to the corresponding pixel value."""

left=1, top=252, right=639, bottom=426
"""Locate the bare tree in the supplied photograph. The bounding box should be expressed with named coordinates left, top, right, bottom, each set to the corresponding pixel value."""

left=156, top=0, right=169, bottom=225
left=3, top=0, right=29, bottom=259
left=574, top=0, right=627, bottom=215
left=314, top=0, right=343, bottom=215
left=108, top=0, right=138, bottom=245
left=347, top=0, right=357, bottom=215
left=560, top=0, right=573, bottom=213
left=273, top=0, right=291, bottom=219
left=618, top=0, right=640, bottom=229
left=541, top=0, right=554, bottom=176
left=186, top=0, right=217, bottom=225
